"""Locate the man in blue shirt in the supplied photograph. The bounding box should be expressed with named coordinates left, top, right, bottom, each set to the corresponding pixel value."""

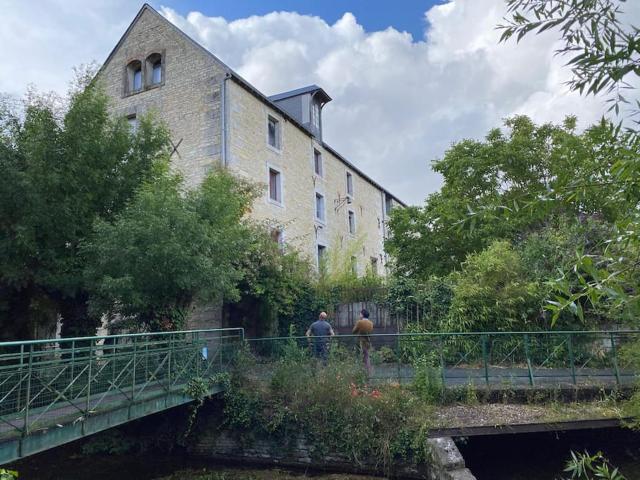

left=306, top=312, right=335, bottom=364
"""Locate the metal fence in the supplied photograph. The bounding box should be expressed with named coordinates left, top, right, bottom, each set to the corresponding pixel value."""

left=0, top=328, right=243, bottom=441
left=246, top=330, right=640, bottom=388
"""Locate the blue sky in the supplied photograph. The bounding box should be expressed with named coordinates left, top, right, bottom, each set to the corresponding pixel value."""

left=155, top=0, right=444, bottom=40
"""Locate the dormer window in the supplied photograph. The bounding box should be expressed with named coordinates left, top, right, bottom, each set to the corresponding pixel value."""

left=126, top=60, right=143, bottom=93
left=146, top=53, right=163, bottom=86
left=311, top=102, right=320, bottom=130
left=269, top=86, right=331, bottom=141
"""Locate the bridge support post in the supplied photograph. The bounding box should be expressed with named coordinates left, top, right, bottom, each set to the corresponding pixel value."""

left=86, top=341, right=93, bottom=416
left=16, top=344, right=24, bottom=413
left=132, top=339, right=137, bottom=401
left=439, top=336, right=446, bottom=396
left=70, top=341, right=76, bottom=400
left=481, top=335, right=489, bottom=386
left=168, top=334, right=173, bottom=385
left=524, top=334, right=534, bottom=386
left=20, top=344, right=34, bottom=454
left=610, top=332, right=621, bottom=386
left=567, top=334, right=577, bottom=385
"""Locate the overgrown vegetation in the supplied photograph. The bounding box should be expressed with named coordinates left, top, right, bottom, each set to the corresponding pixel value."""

left=386, top=115, right=635, bottom=331
left=217, top=341, right=433, bottom=475
left=83, top=166, right=258, bottom=332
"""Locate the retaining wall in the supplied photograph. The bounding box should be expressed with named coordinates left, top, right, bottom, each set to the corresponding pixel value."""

left=189, top=414, right=476, bottom=479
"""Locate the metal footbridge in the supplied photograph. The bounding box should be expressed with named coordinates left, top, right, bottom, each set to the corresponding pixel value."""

left=1, top=328, right=639, bottom=465
left=0, top=328, right=243, bottom=465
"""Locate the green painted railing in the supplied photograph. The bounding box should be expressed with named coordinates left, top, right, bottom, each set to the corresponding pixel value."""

left=246, top=330, right=640, bottom=387
left=0, top=328, right=637, bottom=464
left=0, top=328, right=243, bottom=442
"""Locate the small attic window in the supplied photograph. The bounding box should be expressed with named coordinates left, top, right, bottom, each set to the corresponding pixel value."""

left=126, top=60, right=143, bottom=93
left=267, top=116, right=281, bottom=150
left=311, top=102, right=320, bottom=130
left=146, top=53, right=163, bottom=86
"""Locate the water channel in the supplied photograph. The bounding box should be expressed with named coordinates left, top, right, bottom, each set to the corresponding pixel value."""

left=459, top=427, right=640, bottom=480
left=10, top=427, right=640, bottom=479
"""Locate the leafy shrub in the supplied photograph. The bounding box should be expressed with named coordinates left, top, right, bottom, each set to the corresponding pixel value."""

left=562, top=451, right=625, bottom=480
left=380, top=346, right=396, bottom=363
left=412, top=354, right=443, bottom=404
left=446, top=240, right=544, bottom=332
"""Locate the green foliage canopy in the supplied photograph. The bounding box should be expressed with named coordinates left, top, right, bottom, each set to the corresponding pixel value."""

left=0, top=82, right=170, bottom=338
left=386, top=116, right=623, bottom=279
left=498, top=0, right=640, bottom=321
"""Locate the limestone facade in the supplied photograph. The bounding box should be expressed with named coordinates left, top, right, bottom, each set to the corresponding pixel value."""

left=95, top=6, right=227, bottom=189
left=97, top=4, right=404, bottom=276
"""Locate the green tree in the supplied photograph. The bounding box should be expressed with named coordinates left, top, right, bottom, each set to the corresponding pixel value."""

left=499, top=0, right=640, bottom=322
left=83, top=167, right=257, bottom=332
left=386, top=116, right=621, bottom=279
left=0, top=80, right=170, bottom=339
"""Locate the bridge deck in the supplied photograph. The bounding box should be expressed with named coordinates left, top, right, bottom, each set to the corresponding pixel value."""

left=0, top=328, right=243, bottom=465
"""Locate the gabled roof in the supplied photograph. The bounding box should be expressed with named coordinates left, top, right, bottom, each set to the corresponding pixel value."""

left=269, top=85, right=332, bottom=104
left=98, top=4, right=406, bottom=207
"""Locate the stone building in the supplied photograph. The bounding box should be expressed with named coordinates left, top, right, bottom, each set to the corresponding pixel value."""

left=96, top=4, right=405, bottom=278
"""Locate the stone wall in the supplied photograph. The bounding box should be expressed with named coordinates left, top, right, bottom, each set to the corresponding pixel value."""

left=190, top=421, right=476, bottom=479
left=227, top=79, right=391, bottom=276
left=96, top=6, right=226, bottom=189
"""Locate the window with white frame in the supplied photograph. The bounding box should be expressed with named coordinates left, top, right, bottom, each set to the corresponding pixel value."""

left=346, top=172, right=354, bottom=197
left=267, top=115, right=280, bottom=150
left=313, top=149, right=323, bottom=176
left=350, top=256, right=358, bottom=276
left=268, top=167, right=282, bottom=204
left=126, top=114, right=138, bottom=133
left=317, top=244, right=327, bottom=270
left=315, top=192, right=325, bottom=222
left=370, top=257, right=378, bottom=275
left=126, top=60, right=143, bottom=94
left=385, top=194, right=393, bottom=215
left=348, top=210, right=356, bottom=235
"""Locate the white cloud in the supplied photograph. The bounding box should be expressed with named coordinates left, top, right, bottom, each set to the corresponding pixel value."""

left=161, top=1, right=633, bottom=203
left=0, top=0, right=139, bottom=96
left=1, top=0, right=636, bottom=204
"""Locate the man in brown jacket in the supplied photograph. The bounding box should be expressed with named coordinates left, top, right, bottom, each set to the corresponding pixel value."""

left=352, top=309, right=374, bottom=376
